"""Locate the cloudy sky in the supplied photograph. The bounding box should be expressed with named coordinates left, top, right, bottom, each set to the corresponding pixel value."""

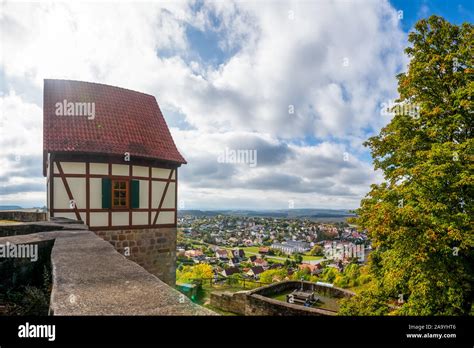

left=0, top=0, right=472, bottom=210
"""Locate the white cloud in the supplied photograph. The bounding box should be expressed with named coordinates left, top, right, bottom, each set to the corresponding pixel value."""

left=0, top=0, right=405, bottom=209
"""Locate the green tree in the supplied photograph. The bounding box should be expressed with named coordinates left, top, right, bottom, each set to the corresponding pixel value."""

left=259, top=269, right=287, bottom=283
left=334, top=275, right=350, bottom=288
left=343, top=264, right=360, bottom=280
left=321, top=267, right=340, bottom=284
left=309, top=245, right=324, bottom=256
left=192, top=263, right=214, bottom=280
left=294, top=254, right=303, bottom=264
left=339, top=284, right=390, bottom=316
left=344, top=16, right=473, bottom=315
left=291, top=268, right=311, bottom=281
left=177, top=264, right=213, bottom=283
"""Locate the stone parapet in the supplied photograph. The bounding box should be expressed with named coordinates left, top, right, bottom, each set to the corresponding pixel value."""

left=0, top=227, right=214, bottom=315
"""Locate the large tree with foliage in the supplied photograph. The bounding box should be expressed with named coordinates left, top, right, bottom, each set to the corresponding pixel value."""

left=341, top=16, right=473, bottom=315
left=177, top=264, right=214, bottom=283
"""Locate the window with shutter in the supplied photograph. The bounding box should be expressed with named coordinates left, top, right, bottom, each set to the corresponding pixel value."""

left=111, top=180, right=129, bottom=208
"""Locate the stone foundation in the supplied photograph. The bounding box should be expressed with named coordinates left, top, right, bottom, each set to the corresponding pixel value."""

left=94, top=227, right=176, bottom=286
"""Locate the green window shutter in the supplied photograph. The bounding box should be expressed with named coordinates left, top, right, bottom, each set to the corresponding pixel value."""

left=102, top=178, right=111, bottom=209
left=131, top=180, right=140, bottom=209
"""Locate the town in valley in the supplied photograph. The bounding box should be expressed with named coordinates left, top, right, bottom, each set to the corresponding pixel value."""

left=175, top=211, right=371, bottom=312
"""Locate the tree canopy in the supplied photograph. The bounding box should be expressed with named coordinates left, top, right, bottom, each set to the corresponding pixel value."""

left=342, top=16, right=473, bottom=315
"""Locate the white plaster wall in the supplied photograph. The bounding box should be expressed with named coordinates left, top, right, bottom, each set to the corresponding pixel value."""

left=90, top=163, right=108, bottom=175
left=151, top=181, right=165, bottom=208
left=157, top=211, right=175, bottom=224
left=90, top=178, right=102, bottom=209
left=53, top=177, right=70, bottom=209
left=61, top=162, right=86, bottom=174
left=90, top=212, right=108, bottom=227
left=139, top=180, right=149, bottom=208
left=67, top=178, right=86, bottom=209
left=133, top=165, right=148, bottom=177
left=112, top=164, right=129, bottom=176
left=112, top=212, right=129, bottom=226
left=132, top=212, right=148, bottom=225
left=152, top=168, right=172, bottom=179
left=162, top=183, right=176, bottom=209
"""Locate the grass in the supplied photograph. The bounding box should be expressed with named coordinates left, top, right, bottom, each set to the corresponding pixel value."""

left=302, top=254, right=324, bottom=261
left=240, top=246, right=261, bottom=253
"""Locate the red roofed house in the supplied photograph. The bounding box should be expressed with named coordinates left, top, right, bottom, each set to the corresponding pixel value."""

left=43, top=79, right=186, bottom=285
left=253, top=257, right=268, bottom=268
left=299, top=263, right=322, bottom=275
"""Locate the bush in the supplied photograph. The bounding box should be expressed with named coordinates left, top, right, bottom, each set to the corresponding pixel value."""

left=334, top=275, right=349, bottom=288
left=321, top=267, right=339, bottom=283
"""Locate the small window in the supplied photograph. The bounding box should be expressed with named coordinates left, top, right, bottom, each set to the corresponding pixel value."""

left=111, top=180, right=129, bottom=208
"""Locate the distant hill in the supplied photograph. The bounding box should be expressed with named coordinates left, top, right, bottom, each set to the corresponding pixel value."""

left=178, top=209, right=356, bottom=219
left=0, top=205, right=23, bottom=210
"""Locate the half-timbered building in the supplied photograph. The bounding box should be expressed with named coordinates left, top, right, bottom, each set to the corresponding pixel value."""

left=43, top=79, right=186, bottom=284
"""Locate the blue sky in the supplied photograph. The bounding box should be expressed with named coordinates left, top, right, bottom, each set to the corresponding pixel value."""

left=0, top=0, right=472, bottom=210
left=390, top=0, right=473, bottom=30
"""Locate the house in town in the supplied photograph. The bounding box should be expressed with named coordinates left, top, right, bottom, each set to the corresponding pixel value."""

left=253, top=257, right=268, bottom=268
left=42, top=79, right=186, bottom=285
left=247, top=266, right=265, bottom=279
left=299, top=263, right=323, bottom=275
left=221, top=267, right=240, bottom=277
left=228, top=257, right=240, bottom=267
left=271, top=240, right=310, bottom=255
left=269, top=263, right=284, bottom=270
left=185, top=250, right=204, bottom=260
left=216, top=249, right=229, bottom=260
left=231, top=248, right=246, bottom=260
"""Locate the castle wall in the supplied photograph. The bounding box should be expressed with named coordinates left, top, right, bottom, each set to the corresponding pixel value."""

left=95, top=227, right=177, bottom=285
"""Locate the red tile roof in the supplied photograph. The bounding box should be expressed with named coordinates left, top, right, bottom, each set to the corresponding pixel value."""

left=43, top=79, right=186, bottom=172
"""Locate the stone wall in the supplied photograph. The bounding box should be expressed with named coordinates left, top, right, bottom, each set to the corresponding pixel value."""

left=0, top=223, right=61, bottom=237
left=95, top=227, right=176, bottom=286
left=0, top=211, right=47, bottom=222
left=210, top=291, right=247, bottom=315
left=0, top=239, right=54, bottom=290
left=245, top=294, right=336, bottom=316
left=210, top=280, right=354, bottom=316
left=0, top=227, right=214, bottom=315
left=0, top=219, right=178, bottom=287
left=250, top=280, right=354, bottom=299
